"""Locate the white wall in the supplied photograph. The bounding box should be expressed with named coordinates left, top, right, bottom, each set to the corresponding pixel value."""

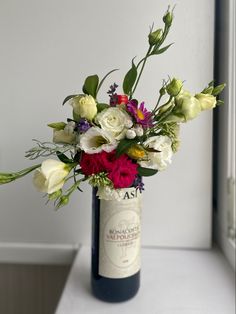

left=0, top=0, right=215, bottom=261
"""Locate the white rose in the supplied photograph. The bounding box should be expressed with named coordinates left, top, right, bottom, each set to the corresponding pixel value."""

left=71, top=95, right=97, bottom=120
left=95, top=107, right=133, bottom=140
left=195, top=93, right=217, bottom=110
left=139, top=135, right=173, bottom=171
left=79, top=127, right=117, bottom=154
left=33, top=159, right=70, bottom=194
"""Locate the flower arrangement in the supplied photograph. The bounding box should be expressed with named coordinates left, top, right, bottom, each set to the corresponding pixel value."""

left=0, top=7, right=225, bottom=208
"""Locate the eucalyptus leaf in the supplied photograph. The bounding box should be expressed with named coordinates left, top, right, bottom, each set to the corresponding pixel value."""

left=82, top=74, right=99, bottom=98
left=123, top=58, right=137, bottom=95
left=137, top=166, right=158, bottom=177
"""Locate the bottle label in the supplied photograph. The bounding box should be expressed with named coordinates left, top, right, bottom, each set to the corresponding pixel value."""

left=99, top=187, right=141, bottom=279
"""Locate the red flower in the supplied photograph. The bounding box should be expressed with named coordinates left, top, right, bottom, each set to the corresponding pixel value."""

left=80, top=152, right=104, bottom=176
left=117, top=94, right=129, bottom=105
left=80, top=151, right=138, bottom=189
left=108, top=155, right=138, bottom=189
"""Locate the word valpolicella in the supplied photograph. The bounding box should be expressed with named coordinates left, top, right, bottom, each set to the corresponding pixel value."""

left=91, top=187, right=142, bottom=302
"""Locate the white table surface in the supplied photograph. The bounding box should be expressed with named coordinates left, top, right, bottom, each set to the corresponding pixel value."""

left=56, top=246, right=235, bottom=314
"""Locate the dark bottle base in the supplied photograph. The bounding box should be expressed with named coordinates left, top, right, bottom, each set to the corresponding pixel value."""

left=91, top=271, right=140, bottom=302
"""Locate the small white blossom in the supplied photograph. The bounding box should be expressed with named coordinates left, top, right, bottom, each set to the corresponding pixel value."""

left=135, top=125, right=144, bottom=137
left=126, top=129, right=136, bottom=139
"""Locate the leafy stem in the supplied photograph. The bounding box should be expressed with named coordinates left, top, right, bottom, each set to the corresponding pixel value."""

left=130, top=46, right=152, bottom=99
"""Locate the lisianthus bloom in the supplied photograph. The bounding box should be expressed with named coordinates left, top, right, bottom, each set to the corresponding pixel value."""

left=195, top=93, right=217, bottom=110
left=33, top=159, right=71, bottom=194
left=139, top=135, right=173, bottom=171
left=127, top=100, right=153, bottom=128
left=79, top=127, right=117, bottom=153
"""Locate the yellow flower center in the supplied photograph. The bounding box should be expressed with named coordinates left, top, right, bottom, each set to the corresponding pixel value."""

left=136, top=109, right=145, bottom=120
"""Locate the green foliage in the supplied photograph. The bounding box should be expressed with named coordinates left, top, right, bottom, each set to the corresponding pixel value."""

left=97, top=103, right=109, bottom=112
left=62, top=95, right=78, bottom=106
left=123, top=58, right=137, bottom=95
left=137, top=166, right=158, bottom=176
left=47, top=122, right=66, bottom=130
left=150, top=43, right=173, bottom=56
left=82, top=74, right=99, bottom=98
left=116, top=138, right=138, bottom=157
left=97, top=69, right=118, bottom=94
left=56, top=151, right=74, bottom=164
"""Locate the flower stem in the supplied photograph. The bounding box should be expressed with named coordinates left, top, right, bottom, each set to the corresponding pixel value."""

left=130, top=46, right=152, bottom=99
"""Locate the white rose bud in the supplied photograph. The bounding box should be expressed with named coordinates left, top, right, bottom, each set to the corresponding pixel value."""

left=71, top=95, right=97, bottom=120
left=126, top=129, right=136, bottom=139
left=33, top=159, right=71, bottom=194
left=195, top=93, right=217, bottom=110
left=135, top=125, right=144, bottom=137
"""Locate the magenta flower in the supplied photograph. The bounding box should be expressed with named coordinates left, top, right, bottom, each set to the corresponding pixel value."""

left=127, top=100, right=153, bottom=128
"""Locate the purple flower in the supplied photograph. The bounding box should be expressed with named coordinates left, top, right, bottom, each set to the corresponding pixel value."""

left=127, top=100, right=153, bottom=128
left=76, top=118, right=91, bottom=133
left=133, top=176, right=145, bottom=193
left=107, top=83, right=119, bottom=106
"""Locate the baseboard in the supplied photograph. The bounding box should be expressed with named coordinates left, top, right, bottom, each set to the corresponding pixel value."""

left=0, top=242, right=80, bottom=265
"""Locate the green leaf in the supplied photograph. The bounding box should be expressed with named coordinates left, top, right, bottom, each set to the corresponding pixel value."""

left=62, top=95, right=78, bottom=105
left=56, top=152, right=74, bottom=164
left=73, top=110, right=80, bottom=122
left=216, top=100, right=224, bottom=106
left=116, top=138, right=137, bottom=157
left=97, top=103, right=109, bottom=112
left=123, top=58, right=138, bottom=95
left=137, top=166, right=158, bottom=176
left=82, top=74, right=99, bottom=98
left=0, top=164, right=41, bottom=185
left=151, top=43, right=173, bottom=55
left=97, top=69, right=119, bottom=94
left=47, top=122, right=66, bottom=130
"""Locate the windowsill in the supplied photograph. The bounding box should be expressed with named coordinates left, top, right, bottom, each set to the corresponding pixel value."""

left=56, top=246, right=235, bottom=314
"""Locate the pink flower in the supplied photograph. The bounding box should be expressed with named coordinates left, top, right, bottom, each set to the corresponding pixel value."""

left=127, top=100, right=153, bottom=128
left=108, top=154, right=138, bottom=189
left=80, top=153, right=104, bottom=176
left=80, top=151, right=138, bottom=189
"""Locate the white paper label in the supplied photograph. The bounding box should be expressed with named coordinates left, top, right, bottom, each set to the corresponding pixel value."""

left=99, top=188, right=141, bottom=279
